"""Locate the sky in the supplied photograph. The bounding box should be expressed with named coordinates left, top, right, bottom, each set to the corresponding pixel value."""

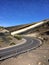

left=0, top=0, right=49, bottom=27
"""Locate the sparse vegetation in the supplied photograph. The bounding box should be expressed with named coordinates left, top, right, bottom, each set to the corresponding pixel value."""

left=0, top=26, right=4, bottom=28
left=14, top=35, right=22, bottom=40
left=0, top=38, right=4, bottom=42
left=10, top=42, right=15, bottom=45
left=7, top=36, right=12, bottom=40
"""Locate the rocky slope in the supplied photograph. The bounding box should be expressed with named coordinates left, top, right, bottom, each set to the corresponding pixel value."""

left=0, top=28, right=22, bottom=48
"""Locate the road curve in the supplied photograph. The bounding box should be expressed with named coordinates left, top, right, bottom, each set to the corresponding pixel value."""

left=0, top=37, right=42, bottom=60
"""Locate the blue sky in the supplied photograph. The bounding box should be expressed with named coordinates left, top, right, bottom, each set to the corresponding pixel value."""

left=0, top=0, right=49, bottom=27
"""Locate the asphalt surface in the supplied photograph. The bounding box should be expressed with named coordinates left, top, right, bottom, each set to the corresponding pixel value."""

left=18, top=37, right=41, bottom=52
left=0, top=37, right=42, bottom=60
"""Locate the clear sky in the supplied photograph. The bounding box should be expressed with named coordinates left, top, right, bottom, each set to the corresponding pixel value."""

left=0, top=0, right=49, bottom=27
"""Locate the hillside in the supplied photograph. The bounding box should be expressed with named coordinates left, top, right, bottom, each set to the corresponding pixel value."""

left=0, top=19, right=49, bottom=65
left=0, top=28, right=22, bottom=48
left=0, top=19, right=49, bottom=48
left=0, top=20, right=49, bottom=65
left=5, top=19, right=49, bottom=35
left=5, top=22, right=36, bottom=32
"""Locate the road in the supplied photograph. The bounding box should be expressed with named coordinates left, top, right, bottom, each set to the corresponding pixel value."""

left=0, top=37, right=42, bottom=60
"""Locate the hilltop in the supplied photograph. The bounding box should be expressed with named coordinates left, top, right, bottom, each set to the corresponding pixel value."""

left=5, top=22, right=36, bottom=32
left=5, top=19, right=49, bottom=35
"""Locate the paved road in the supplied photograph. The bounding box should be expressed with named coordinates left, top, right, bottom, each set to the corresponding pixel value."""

left=0, top=37, right=42, bottom=60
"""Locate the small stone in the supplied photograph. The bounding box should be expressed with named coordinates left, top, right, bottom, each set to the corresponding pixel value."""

left=38, top=62, right=42, bottom=65
left=28, top=64, right=30, bottom=65
left=48, top=59, right=49, bottom=62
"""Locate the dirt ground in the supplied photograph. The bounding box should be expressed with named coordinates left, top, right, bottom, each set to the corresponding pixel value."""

left=0, top=35, right=49, bottom=65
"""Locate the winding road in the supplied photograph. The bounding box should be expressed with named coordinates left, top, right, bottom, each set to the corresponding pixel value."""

left=0, top=37, right=42, bottom=60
